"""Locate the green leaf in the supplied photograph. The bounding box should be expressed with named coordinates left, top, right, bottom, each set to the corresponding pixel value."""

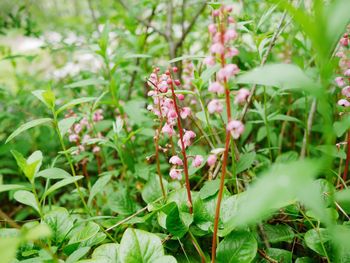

left=236, top=64, right=320, bottom=94
left=12, top=150, right=43, bottom=182
left=168, top=55, right=206, bottom=63
left=263, top=224, right=295, bottom=244
left=222, top=160, right=321, bottom=235
left=200, top=64, right=220, bottom=83
left=263, top=248, right=292, bottom=263
left=199, top=179, right=220, bottom=199
left=108, top=188, right=137, bottom=215
left=78, top=243, right=118, bottom=263
left=43, top=176, right=83, bottom=198
left=69, top=222, right=100, bottom=245
left=123, top=53, right=151, bottom=59
left=32, top=89, right=56, bottom=108
left=56, top=97, right=96, bottom=115
left=304, top=228, right=331, bottom=256
left=88, top=174, right=112, bottom=206
left=119, top=228, right=165, bottom=263
left=14, top=190, right=40, bottom=213
left=236, top=152, right=256, bottom=174
left=216, top=231, right=257, bottom=263
left=0, top=184, right=27, bottom=193
left=66, top=247, right=91, bottom=263
left=268, top=114, right=301, bottom=123
left=333, top=115, right=350, bottom=137
left=58, top=117, right=76, bottom=136
left=64, top=78, right=108, bottom=88
left=36, top=167, right=72, bottom=179
left=6, top=118, right=52, bottom=143
left=153, top=256, right=177, bottom=263
left=141, top=175, right=168, bottom=204
left=0, top=237, right=21, bottom=263
left=165, top=204, right=192, bottom=238
left=24, top=223, right=51, bottom=241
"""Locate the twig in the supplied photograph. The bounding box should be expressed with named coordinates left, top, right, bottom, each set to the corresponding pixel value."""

left=106, top=206, right=148, bottom=232
left=258, top=249, right=278, bottom=263
left=0, top=208, right=20, bottom=228
left=300, top=99, right=317, bottom=158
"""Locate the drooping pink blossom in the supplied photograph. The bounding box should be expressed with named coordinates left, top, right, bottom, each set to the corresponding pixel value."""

left=169, top=168, right=182, bottom=180
left=203, top=56, right=216, bottom=66
left=169, top=155, right=183, bottom=166
left=338, top=99, right=350, bottom=107
left=342, top=86, right=350, bottom=98
left=211, top=43, right=225, bottom=55
left=180, top=107, right=191, bottom=119
left=207, top=154, right=217, bottom=166
left=192, top=155, right=204, bottom=167
left=162, top=123, right=175, bottom=136
left=227, top=120, right=245, bottom=139
left=234, top=88, right=250, bottom=104
left=208, top=99, right=223, bottom=114
left=208, top=82, right=225, bottom=94
left=336, top=77, right=345, bottom=87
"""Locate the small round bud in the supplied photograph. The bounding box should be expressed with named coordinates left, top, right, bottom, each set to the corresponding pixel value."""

left=167, top=79, right=172, bottom=85
left=172, top=66, right=178, bottom=73
left=174, top=79, right=181, bottom=86
left=165, top=70, right=170, bottom=75
left=212, top=10, right=220, bottom=17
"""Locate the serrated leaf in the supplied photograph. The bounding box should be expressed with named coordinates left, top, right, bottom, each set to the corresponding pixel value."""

left=6, top=118, right=52, bottom=143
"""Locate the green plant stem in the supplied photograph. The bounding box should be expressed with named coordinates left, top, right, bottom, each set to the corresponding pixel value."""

left=263, top=87, right=273, bottom=161
left=189, top=230, right=206, bottom=263
left=31, top=182, right=43, bottom=218
left=154, top=122, right=167, bottom=199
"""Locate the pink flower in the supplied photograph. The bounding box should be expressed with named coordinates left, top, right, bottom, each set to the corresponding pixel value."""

left=224, top=29, right=237, bottom=42
left=234, top=88, right=250, bottom=104
left=167, top=110, right=178, bottom=120
left=208, top=99, right=223, bottom=114
left=212, top=10, right=220, bottom=17
left=336, top=77, right=345, bottom=87
left=340, top=37, right=349, bottom=47
left=178, top=130, right=196, bottom=149
left=82, top=134, right=90, bottom=144
left=177, top=94, right=185, bottom=100
left=210, top=43, right=225, bottom=54
left=208, top=24, right=217, bottom=34
left=207, top=155, right=217, bottom=166
left=74, top=123, right=82, bottom=134
left=169, top=169, right=182, bottom=180
left=227, top=120, right=245, bottom=139
left=169, top=155, right=183, bottom=166
left=336, top=51, right=345, bottom=58
left=338, top=99, right=350, bottom=107
left=208, top=82, right=225, bottom=94
left=69, top=134, right=79, bottom=142
left=217, top=64, right=239, bottom=80
left=342, top=86, right=350, bottom=98
left=225, top=47, right=239, bottom=58
left=192, top=155, right=203, bottom=167
left=345, top=69, right=350, bottom=76
left=203, top=56, right=216, bottom=66
left=80, top=117, right=89, bottom=126
left=159, top=81, right=168, bottom=93
left=93, top=109, right=104, bottom=122
left=180, top=107, right=191, bottom=119
left=93, top=146, right=101, bottom=153
left=162, top=123, right=175, bottom=136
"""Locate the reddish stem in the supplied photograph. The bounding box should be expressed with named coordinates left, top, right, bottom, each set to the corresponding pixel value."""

left=342, top=130, right=350, bottom=189
left=169, top=78, right=193, bottom=213
left=211, top=17, right=232, bottom=263
left=155, top=124, right=167, bottom=199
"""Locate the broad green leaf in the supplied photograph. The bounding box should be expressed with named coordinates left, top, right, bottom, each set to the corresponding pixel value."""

left=119, top=228, right=164, bottom=263
left=43, top=176, right=83, bottom=198
left=330, top=225, right=350, bottom=263
left=141, top=175, right=168, bottom=204
left=216, top=231, right=257, bottom=263
left=56, top=97, right=96, bottom=115
left=333, top=115, right=350, bottom=137
left=263, top=224, right=295, bottom=244
left=165, top=204, right=192, bottom=238
left=24, top=223, right=51, bottom=241
left=36, top=167, right=71, bottom=179
left=78, top=243, right=118, bottom=263
left=222, top=160, right=321, bottom=235
left=236, top=64, right=320, bottom=94
left=0, top=184, right=27, bottom=193
left=295, top=258, right=315, bottom=263
left=43, top=207, right=74, bottom=244
left=66, top=247, right=90, bottom=263
left=153, top=256, right=177, bottom=263
left=199, top=179, right=220, bottom=199
left=236, top=152, right=256, bottom=174
left=14, top=190, right=40, bottom=213
left=6, top=118, right=52, bottom=143
left=69, top=222, right=100, bottom=244
left=88, top=174, right=112, bottom=206
left=263, top=248, right=292, bottom=263
left=108, top=188, right=137, bottom=215
left=58, top=117, right=76, bottom=136
left=64, top=78, right=107, bottom=88
left=0, top=237, right=21, bottom=263
left=304, top=228, right=331, bottom=256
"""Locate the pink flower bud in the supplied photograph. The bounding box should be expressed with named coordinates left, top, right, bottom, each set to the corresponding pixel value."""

left=166, top=78, right=172, bottom=85
left=174, top=79, right=181, bottom=86
left=227, top=120, right=245, bottom=139
left=208, top=82, right=225, bottom=94
left=167, top=110, right=178, bottom=120
left=225, top=47, right=239, bottom=58
left=208, top=99, right=223, bottom=114
left=192, top=155, right=204, bottom=167
left=159, top=81, right=168, bottom=92
left=338, top=99, right=350, bottom=107
left=340, top=37, right=349, bottom=47
left=93, top=146, right=101, bottom=153
left=225, top=29, right=237, bottom=42
left=69, top=134, right=79, bottom=142
left=344, top=69, right=350, bottom=77
left=335, top=77, right=345, bottom=87
left=169, top=169, right=182, bottom=180
left=203, top=56, right=216, bottom=66
left=169, top=155, right=183, bottom=166
left=234, top=88, right=250, bottom=104
left=162, top=123, right=175, bottom=136
left=173, top=67, right=178, bottom=73
left=74, top=124, right=82, bottom=134
left=180, top=107, right=191, bottom=119
left=207, top=155, right=217, bottom=166
left=208, top=24, right=217, bottom=34
left=217, top=64, right=240, bottom=81
left=212, top=10, right=220, bottom=17
left=177, top=94, right=185, bottom=100
left=342, top=86, right=350, bottom=98
left=210, top=43, right=225, bottom=54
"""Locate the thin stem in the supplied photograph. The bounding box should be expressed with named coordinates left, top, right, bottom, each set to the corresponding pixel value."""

left=155, top=124, right=167, bottom=199
left=169, top=77, right=193, bottom=213
left=263, top=87, right=273, bottom=161
left=189, top=231, right=206, bottom=263
left=342, top=130, right=350, bottom=189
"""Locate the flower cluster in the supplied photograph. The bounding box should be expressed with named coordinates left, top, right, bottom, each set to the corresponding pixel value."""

left=336, top=27, right=350, bottom=107
left=147, top=67, right=203, bottom=180
left=66, top=109, right=104, bottom=155
left=204, top=6, right=246, bottom=138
